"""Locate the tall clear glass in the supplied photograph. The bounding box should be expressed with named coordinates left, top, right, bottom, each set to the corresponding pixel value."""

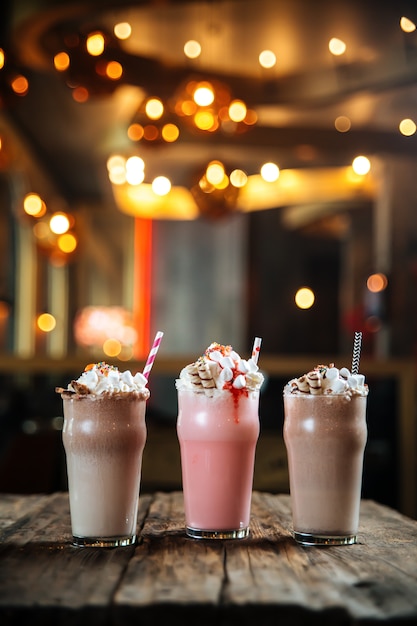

left=284, top=394, right=367, bottom=546
left=177, top=389, right=260, bottom=539
left=62, top=394, right=147, bottom=548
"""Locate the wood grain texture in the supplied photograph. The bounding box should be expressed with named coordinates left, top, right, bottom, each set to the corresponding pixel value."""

left=0, top=492, right=416, bottom=625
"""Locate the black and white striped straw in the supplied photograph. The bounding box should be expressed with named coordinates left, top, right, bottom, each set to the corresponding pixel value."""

left=351, top=331, right=362, bottom=375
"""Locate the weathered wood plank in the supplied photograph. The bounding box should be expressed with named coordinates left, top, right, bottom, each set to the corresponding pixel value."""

left=114, top=492, right=417, bottom=625
left=0, top=491, right=153, bottom=624
left=0, top=492, right=416, bottom=626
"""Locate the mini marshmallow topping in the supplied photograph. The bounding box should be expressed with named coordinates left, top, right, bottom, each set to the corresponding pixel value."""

left=175, top=342, right=264, bottom=397
left=284, top=363, right=368, bottom=397
left=56, top=362, right=150, bottom=399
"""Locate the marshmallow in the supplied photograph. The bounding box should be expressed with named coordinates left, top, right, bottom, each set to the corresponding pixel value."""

left=232, top=374, right=246, bottom=389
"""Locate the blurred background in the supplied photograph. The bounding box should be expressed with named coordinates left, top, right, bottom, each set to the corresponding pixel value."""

left=0, top=0, right=416, bottom=517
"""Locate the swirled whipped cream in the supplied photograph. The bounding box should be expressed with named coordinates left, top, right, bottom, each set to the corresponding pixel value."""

left=175, top=342, right=264, bottom=397
left=56, top=362, right=150, bottom=399
left=284, top=363, right=368, bottom=397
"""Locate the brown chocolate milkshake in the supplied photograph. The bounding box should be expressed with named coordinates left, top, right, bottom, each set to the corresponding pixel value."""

left=58, top=362, right=150, bottom=547
left=283, top=364, right=368, bottom=546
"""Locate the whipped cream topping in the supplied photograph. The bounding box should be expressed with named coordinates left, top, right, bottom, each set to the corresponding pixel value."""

left=175, top=342, right=264, bottom=396
left=57, top=362, right=150, bottom=398
left=284, top=363, right=368, bottom=397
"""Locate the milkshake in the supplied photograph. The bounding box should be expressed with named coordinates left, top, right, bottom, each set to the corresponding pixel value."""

left=176, top=342, right=264, bottom=539
left=283, top=364, right=368, bottom=546
left=57, top=362, right=150, bottom=547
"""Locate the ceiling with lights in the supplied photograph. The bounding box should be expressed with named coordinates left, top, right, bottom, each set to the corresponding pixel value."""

left=1, top=0, right=417, bottom=219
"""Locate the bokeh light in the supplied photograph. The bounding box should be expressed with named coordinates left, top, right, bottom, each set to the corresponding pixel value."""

left=37, top=313, right=56, bottom=332
left=352, top=155, right=371, bottom=175
left=295, top=287, right=315, bottom=309
left=367, top=273, right=388, bottom=293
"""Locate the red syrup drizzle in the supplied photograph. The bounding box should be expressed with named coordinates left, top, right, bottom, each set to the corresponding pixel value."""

left=222, top=382, right=248, bottom=423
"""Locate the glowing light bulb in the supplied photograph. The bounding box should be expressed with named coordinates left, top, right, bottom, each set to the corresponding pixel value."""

left=352, top=155, right=371, bottom=175
left=184, top=40, right=201, bottom=59
left=152, top=176, right=171, bottom=196
left=193, top=83, right=215, bottom=106
left=50, top=212, right=70, bottom=235
left=260, top=162, right=279, bottom=182
left=259, top=50, right=276, bottom=68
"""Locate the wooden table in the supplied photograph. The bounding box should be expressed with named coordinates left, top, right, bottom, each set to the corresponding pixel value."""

left=1, top=492, right=416, bottom=625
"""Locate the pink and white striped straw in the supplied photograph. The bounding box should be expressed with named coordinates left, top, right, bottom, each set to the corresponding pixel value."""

left=251, top=336, right=262, bottom=365
left=143, top=331, right=164, bottom=379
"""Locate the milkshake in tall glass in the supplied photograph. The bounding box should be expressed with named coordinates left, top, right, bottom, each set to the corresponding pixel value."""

left=57, top=362, right=150, bottom=548
left=283, top=364, right=368, bottom=546
left=176, top=342, right=264, bottom=539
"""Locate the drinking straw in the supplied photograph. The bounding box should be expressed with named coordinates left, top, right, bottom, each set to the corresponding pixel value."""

left=251, top=336, right=262, bottom=365
left=143, top=330, right=164, bottom=379
left=351, top=331, right=362, bottom=375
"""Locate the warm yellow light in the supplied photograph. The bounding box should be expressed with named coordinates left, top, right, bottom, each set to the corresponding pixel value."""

left=105, top=61, right=123, bottom=80
left=37, top=313, right=56, bottom=332
left=260, top=162, right=279, bottom=182
left=214, top=174, right=229, bottom=190
left=54, top=52, right=70, bottom=71
left=107, top=154, right=125, bottom=171
left=329, top=37, right=346, bottom=56
left=145, top=98, right=164, bottom=120
left=228, top=100, right=247, bottom=122
left=50, top=212, right=70, bottom=234
left=230, top=169, right=247, bottom=188
left=194, top=110, right=216, bottom=131
left=103, top=338, right=122, bottom=357
left=126, top=156, right=144, bottom=172
left=114, top=22, right=132, bottom=40
left=126, top=169, right=145, bottom=185
left=23, top=193, right=45, bottom=217
left=206, top=161, right=225, bottom=185
left=184, top=40, right=201, bottom=59
left=11, top=75, right=29, bottom=95
left=335, top=115, right=351, bottom=132
left=86, top=32, right=105, bottom=56
left=0, top=48, right=5, bottom=70
left=193, top=83, right=215, bottom=106
left=295, top=287, right=315, bottom=309
left=352, top=155, right=371, bottom=175
left=161, top=123, right=180, bottom=142
left=152, top=176, right=171, bottom=196
left=367, top=273, right=388, bottom=293
left=400, top=16, right=416, bottom=33
left=109, top=168, right=127, bottom=185
left=58, top=232, right=77, bottom=253
left=125, top=156, right=145, bottom=185
left=399, top=118, right=416, bottom=136
left=259, top=50, right=276, bottom=68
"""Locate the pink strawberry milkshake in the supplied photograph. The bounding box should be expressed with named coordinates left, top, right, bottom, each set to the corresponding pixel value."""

left=176, top=342, right=264, bottom=539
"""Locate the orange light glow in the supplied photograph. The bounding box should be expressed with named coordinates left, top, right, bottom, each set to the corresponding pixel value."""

left=133, top=219, right=153, bottom=359
left=11, top=75, right=29, bottom=95
left=72, top=86, right=89, bottom=102
left=367, top=273, right=388, bottom=293
left=54, top=52, right=70, bottom=71
left=105, top=61, right=123, bottom=80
